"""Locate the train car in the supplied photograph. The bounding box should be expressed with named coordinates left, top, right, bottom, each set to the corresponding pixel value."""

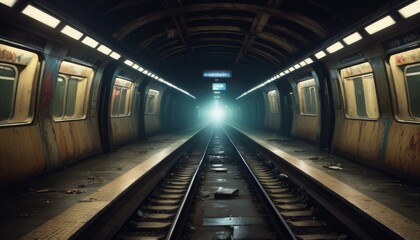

left=0, top=4, right=197, bottom=188
left=237, top=2, right=420, bottom=182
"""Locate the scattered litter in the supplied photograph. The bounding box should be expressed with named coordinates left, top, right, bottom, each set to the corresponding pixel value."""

left=214, top=187, right=239, bottom=199
left=65, top=189, right=86, bottom=194
left=309, top=156, right=320, bottom=160
left=212, top=164, right=223, bottom=167
left=29, top=188, right=58, bottom=193
left=74, top=184, right=86, bottom=188
left=210, top=167, right=227, bottom=172
left=136, top=210, right=143, bottom=217
left=78, top=197, right=98, bottom=203
left=323, top=165, right=343, bottom=170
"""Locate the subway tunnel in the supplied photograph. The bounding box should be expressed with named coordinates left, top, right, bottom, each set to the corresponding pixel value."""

left=0, top=0, right=420, bottom=239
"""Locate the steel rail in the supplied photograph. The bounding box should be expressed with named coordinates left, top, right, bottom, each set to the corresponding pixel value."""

left=222, top=125, right=297, bottom=240
left=165, top=126, right=215, bottom=240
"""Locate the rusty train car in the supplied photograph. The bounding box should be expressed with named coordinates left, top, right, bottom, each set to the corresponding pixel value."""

left=237, top=4, right=420, bottom=183
left=0, top=5, right=197, bottom=188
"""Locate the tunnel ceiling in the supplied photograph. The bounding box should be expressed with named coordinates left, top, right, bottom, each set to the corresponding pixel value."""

left=38, top=0, right=396, bottom=103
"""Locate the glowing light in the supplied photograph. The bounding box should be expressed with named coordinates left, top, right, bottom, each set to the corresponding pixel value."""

left=97, top=45, right=112, bottom=55
left=399, top=0, right=420, bottom=18
left=124, top=60, right=133, bottom=66
left=61, top=25, right=83, bottom=40
left=22, top=5, right=60, bottom=28
left=110, top=52, right=121, bottom=60
left=343, top=32, right=362, bottom=45
left=304, top=58, right=313, bottom=64
left=0, top=0, right=18, bottom=7
left=315, top=50, right=326, bottom=59
left=211, top=105, right=225, bottom=122
left=326, top=42, right=344, bottom=53
left=81, top=36, right=99, bottom=48
left=364, top=15, right=395, bottom=35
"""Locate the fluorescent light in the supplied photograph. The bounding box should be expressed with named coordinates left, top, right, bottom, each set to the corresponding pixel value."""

left=326, top=41, right=344, bottom=53
left=398, top=0, right=420, bottom=18
left=124, top=60, right=133, bottom=66
left=343, top=32, right=362, bottom=45
left=132, top=64, right=139, bottom=69
left=110, top=52, right=121, bottom=60
left=289, top=67, right=295, bottom=72
left=280, top=72, right=285, bottom=76
left=294, top=64, right=301, bottom=69
left=81, top=36, right=99, bottom=48
left=0, top=0, right=18, bottom=7
left=61, top=25, right=83, bottom=40
left=147, top=72, right=152, bottom=76
left=138, top=67, right=144, bottom=72
left=285, top=70, right=290, bottom=74
left=143, top=70, right=149, bottom=74
left=97, top=45, right=112, bottom=55
left=304, top=58, right=313, bottom=64
left=154, top=76, right=159, bottom=80
left=299, top=61, right=307, bottom=67
left=22, top=5, right=60, bottom=28
left=364, top=15, right=395, bottom=35
left=315, top=50, right=326, bottom=59
left=151, top=74, right=156, bottom=78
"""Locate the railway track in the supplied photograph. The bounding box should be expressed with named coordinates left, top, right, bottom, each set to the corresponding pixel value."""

left=113, top=126, right=352, bottom=239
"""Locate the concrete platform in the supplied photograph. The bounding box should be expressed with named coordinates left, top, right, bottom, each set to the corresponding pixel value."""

left=233, top=126, right=420, bottom=239
left=0, top=130, right=200, bottom=239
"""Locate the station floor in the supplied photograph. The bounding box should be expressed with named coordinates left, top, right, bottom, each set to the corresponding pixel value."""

left=233, top=126, right=420, bottom=239
left=0, top=129, right=200, bottom=239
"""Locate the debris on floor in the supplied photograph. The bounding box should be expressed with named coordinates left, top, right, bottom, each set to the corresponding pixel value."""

left=323, top=165, right=343, bottom=170
left=29, top=188, right=58, bottom=193
left=214, top=187, right=239, bottom=199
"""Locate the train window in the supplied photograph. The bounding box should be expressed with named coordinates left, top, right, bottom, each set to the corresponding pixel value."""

left=111, top=78, right=134, bottom=117
left=405, top=64, right=420, bottom=118
left=0, top=64, right=17, bottom=121
left=297, top=79, right=318, bottom=115
left=53, top=61, right=94, bottom=121
left=389, top=48, right=420, bottom=121
left=146, top=89, right=160, bottom=114
left=339, top=62, right=379, bottom=119
left=0, top=44, right=39, bottom=126
left=267, top=90, right=279, bottom=113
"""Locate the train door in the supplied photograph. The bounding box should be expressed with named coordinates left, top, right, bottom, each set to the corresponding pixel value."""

left=277, top=80, right=293, bottom=137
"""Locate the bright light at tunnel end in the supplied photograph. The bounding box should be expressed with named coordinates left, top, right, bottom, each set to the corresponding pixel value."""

left=211, top=105, right=225, bottom=123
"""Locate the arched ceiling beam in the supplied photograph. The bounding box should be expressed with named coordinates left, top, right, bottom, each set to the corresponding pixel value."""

left=114, top=3, right=328, bottom=40
left=187, top=15, right=309, bottom=45
left=139, top=28, right=288, bottom=61
left=187, top=26, right=297, bottom=53
left=159, top=0, right=193, bottom=57
left=234, top=0, right=282, bottom=65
